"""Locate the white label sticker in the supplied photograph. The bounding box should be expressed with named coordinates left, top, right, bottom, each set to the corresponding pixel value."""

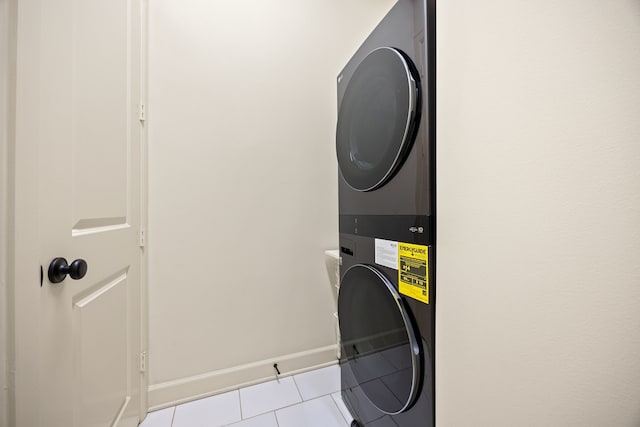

left=375, top=238, right=398, bottom=270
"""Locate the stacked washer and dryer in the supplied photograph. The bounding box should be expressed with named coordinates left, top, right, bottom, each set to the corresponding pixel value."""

left=336, top=1, right=435, bottom=426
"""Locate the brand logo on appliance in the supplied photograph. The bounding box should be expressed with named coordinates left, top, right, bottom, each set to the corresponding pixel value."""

left=409, top=226, right=424, bottom=233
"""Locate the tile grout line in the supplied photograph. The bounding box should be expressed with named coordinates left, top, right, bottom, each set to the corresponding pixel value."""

left=277, top=393, right=348, bottom=427
left=273, top=393, right=346, bottom=427
left=261, top=392, right=340, bottom=420
left=219, top=411, right=276, bottom=427
left=330, top=393, right=349, bottom=425
left=170, top=406, right=176, bottom=427
left=234, top=377, right=305, bottom=421
left=237, top=389, right=244, bottom=420
left=291, top=374, right=305, bottom=401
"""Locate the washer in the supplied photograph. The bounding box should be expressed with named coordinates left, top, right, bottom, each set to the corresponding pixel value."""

left=339, top=239, right=433, bottom=427
left=336, top=1, right=436, bottom=426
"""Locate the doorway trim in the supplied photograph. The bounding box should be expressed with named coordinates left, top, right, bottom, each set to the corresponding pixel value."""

left=139, top=0, right=150, bottom=418
left=0, top=0, right=17, bottom=426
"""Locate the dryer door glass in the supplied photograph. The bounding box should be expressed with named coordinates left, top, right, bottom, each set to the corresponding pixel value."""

left=336, top=47, right=421, bottom=192
left=338, top=264, right=421, bottom=415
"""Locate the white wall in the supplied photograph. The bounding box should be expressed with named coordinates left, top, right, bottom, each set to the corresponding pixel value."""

left=147, top=0, right=395, bottom=407
left=437, top=1, right=640, bottom=426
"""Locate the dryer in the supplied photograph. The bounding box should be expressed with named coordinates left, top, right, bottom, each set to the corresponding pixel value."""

left=336, top=1, right=436, bottom=426
left=336, top=0, right=435, bottom=247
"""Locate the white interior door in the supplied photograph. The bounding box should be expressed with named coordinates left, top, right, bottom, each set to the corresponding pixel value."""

left=12, top=0, right=145, bottom=426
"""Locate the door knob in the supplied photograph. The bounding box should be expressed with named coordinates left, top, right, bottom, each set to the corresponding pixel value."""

left=48, top=257, right=88, bottom=283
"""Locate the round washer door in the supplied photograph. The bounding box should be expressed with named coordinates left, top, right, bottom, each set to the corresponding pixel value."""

left=336, top=47, right=421, bottom=192
left=338, top=264, right=421, bottom=415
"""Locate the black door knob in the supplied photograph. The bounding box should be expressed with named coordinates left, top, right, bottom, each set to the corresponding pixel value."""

left=48, top=257, right=88, bottom=283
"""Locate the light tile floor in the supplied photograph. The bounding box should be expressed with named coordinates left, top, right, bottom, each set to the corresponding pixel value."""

left=139, top=364, right=354, bottom=427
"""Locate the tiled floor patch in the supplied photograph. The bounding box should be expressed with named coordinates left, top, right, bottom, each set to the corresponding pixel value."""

left=140, top=364, right=353, bottom=427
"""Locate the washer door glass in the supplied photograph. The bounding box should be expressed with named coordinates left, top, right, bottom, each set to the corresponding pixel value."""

left=336, top=47, right=421, bottom=192
left=338, top=264, right=421, bottom=415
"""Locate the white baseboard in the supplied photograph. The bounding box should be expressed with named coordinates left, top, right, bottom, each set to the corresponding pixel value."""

left=148, top=344, right=338, bottom=411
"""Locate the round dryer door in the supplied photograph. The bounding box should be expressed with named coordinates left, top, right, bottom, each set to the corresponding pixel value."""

left=336, top=47, right=421, bottom=192
left=338, top=264, right=421, bottom=415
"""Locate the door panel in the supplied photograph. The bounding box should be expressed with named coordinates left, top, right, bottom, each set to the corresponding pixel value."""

left=72, top=0, right=130, bottom=227
left=13, top=0, right=144, bottom=426
left=73, top=272, right=128, bottom=427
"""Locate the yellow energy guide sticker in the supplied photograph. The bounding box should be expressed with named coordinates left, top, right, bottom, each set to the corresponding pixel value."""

left=398, top=243, right=429, bottom=304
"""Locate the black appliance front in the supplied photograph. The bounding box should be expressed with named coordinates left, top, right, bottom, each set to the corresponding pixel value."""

left=336, top=0, right=435, bottom=246
left=336, top=0, right=436, bottom=426
left=339, top=235, right=434, bottom=427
